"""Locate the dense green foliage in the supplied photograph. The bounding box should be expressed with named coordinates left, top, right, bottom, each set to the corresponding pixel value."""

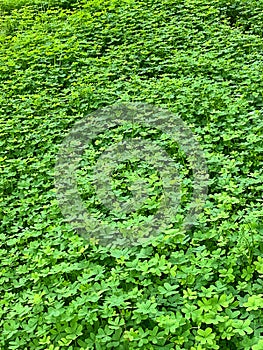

left=0, top=0, right=262, bottom=349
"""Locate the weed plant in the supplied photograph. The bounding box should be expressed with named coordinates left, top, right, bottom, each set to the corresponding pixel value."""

left=0, top=0, right=262, bottom=349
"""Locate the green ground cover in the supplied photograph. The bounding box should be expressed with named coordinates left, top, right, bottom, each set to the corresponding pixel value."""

left=0, top=0, right=262, bottom=349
